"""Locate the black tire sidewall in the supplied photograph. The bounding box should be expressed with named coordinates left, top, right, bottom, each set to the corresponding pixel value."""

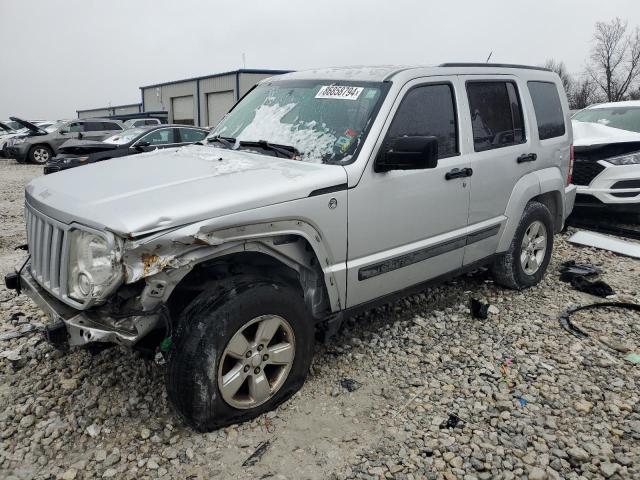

left=167, top=278, right=313, bottom=431
left=512, top=203, right=554, bottom=288
left=29, top=145, right=52, bottom=164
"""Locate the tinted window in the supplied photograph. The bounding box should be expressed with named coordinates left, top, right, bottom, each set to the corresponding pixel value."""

left=528, top=81, right=566, bottom=140
left=467, top=81, right=526, bottom=151
left=179, top=128, right=207, bottom=143
left=68, top=122, right=84, bottom=132
left=84, top=122, right=104, bottom=132
left=141, top=129, right=175, bottom=145
left=145, top=119, right=159, bottom=125
left=102, top=122, right=122, bottom=130
left=387, top=84, right=458, bottom=158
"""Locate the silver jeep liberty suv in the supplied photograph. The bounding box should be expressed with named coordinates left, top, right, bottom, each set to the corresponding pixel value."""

left=6, top=63, right=576, bottom=431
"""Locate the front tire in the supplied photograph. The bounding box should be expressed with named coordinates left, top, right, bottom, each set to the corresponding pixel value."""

left=491, top=201, right=554, bottom=290
left=166, top=276, right=314, bottom=431
left=28, top=145, right=53, bottom=164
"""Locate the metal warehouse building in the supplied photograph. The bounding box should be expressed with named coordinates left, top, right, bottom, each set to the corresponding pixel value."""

left=77, top=103, right=142, bottom=119
left=140, top=69, right=291, bottom=127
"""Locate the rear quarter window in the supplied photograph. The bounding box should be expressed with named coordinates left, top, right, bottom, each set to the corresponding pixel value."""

left=528, top=81, right=566, bottom=140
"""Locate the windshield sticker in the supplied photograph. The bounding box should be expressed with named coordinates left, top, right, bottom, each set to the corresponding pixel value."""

left=316, top=85, right=364, bottom=100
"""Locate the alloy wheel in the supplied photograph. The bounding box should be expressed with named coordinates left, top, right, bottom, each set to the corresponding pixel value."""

left=217, top=314, right=295, bottom=409
left=520, top=220, right=547, bottom=275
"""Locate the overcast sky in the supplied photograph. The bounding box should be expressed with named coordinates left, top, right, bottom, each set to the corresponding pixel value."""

left=1, top=0, right=639, bottom=120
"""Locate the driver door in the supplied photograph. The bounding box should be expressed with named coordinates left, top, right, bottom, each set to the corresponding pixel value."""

left=346, top=77, right=472, bottom=308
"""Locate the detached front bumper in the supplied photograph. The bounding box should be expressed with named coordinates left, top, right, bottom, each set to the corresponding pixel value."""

left=5, top=265, right=160, bottom=347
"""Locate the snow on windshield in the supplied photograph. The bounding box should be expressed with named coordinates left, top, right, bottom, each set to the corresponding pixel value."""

left=210, top=82, right=384, bottom=164
left=103, top=128, right=146, bottom=145
left=228, top=103, right=338, bottom=163
left=574, top=107, right=640, bottom=133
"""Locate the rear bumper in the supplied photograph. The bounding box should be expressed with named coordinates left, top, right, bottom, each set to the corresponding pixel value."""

left=5, top=265, right=160, bottom=347
left=564, top=184, right=577, bottom=220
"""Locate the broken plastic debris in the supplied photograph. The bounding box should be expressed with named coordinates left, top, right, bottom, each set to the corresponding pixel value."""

left=470, top=298, right=489, bottom=319
left=439, top=413, right=463, bottom=429
left=340, top=378, right=362, bottom=392
left=559, top=302, right=640, bottom=338
left=559, top=260, right=614, bottom=297
left=517, top=397, right=528, bottom=407
left=242, top=440, right=271, bottom=467
left=568, top=231, right=640, bottom=259
left=623, top=353, right=640, bottom=364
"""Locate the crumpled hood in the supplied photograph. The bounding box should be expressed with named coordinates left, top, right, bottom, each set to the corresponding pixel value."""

left=26, top=145, right=347, bottom=237
left=572, top=120, right=640, bottom=147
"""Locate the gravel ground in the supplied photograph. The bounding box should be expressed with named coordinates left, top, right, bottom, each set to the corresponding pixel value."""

left=0, top=159, right=639, bottom=480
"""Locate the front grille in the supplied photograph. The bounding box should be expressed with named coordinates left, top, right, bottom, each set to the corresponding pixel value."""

left=572, top=160, right=605, bottom=186
left=25, top=204, right=68, bottom=297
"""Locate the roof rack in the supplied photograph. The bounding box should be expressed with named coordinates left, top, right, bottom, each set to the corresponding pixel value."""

left=439, top=63, right=552, bottom=72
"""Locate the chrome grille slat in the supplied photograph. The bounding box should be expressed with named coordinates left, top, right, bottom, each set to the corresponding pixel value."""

left=25, top=204, right=68, bottom=300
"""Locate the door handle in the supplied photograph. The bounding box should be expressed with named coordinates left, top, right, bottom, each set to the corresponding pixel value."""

left=517, top=153, right=537, bottom=163
left=445, top=167, right=473, bottom=180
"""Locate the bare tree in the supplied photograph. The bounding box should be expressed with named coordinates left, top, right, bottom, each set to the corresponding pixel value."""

left=572, top=77, right=600, bottom=109
left=588, top=18, right=640, bottom=102
left=543, top=59, right=574, bottom=97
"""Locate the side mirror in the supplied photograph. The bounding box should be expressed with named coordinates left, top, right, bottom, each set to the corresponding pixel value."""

left=135, top=141, right=150, bottom=150
left=374, top=136, right=439, bottom=173
left=59, top=129, right=68, bottom=135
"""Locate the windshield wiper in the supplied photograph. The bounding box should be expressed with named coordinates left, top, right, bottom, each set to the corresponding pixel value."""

left=237, top=140, right=300, bottom=159
left=207, top=135, right=236, bottom=148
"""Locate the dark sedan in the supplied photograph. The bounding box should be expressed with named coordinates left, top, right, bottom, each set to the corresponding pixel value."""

left=44, top=125, right=209, bottom=174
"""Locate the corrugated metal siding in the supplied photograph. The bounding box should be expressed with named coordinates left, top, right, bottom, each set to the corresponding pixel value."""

left=141, top=81, right=197, bottom=123
left=113, top=105, right=141, bottom=115
left=238, top=72, right=281, bottom=97
left=198, top=73, right=236, bottom=127
left=77, top=108, right=111, bottom=118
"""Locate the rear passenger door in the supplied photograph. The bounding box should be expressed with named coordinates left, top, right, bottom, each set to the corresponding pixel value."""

left=458, top=76, right=535, bottom=265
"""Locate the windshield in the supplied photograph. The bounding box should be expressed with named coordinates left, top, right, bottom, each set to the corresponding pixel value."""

left=209, top=80, right=386, bottom=163
left=573, top=107, right=640, bottom=133
left=103, top=128, right=146, bottom=145
left=44, top=121, right=64, bottom=133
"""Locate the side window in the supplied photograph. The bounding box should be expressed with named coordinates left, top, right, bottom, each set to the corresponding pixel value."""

left=141, top=129, right=174, bottom=145
left=102, top=122, right=122, bottom=131
left=179, top=128, right=207, bottom=143
left=145, top=119, right=158, bottom=126
left=68, top=122, right=84, bottom=132
left=84, top=122, right=104, bottom=132
left=386, top=84, right=458, bottom=158
left=467, top=81, right=526, bottom=152
left=528, top=81, right=566, bottom=140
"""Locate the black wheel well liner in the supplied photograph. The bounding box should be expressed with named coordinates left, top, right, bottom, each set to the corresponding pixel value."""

left=166, top=247, right=330, bottom=323
left=531, top=191, right=562, bottom=232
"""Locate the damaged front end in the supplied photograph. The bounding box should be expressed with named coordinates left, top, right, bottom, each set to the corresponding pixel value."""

left=7, top=205, right=338, bottom=351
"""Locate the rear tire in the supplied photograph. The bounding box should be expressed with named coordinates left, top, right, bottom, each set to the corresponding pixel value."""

left=491, top=201, right=554, bottom=290
left=166, top=276, right=314, bottom=431
left=28, top=145, right=53, bottom=165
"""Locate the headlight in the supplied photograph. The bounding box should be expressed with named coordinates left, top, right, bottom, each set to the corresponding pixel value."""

left=12, top=137, right=26, bottom=145
left=67, top=230, right=122, bottom=303
left=606, top=152, right=640, bottom=165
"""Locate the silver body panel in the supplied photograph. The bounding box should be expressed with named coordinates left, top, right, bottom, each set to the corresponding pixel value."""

left=17, top=65, right=576, bottom=346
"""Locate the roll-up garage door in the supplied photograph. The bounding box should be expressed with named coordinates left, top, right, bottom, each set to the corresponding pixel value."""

left=207, top=91, right=236, bottom=127
left=172, top=96, right=194, bottom=125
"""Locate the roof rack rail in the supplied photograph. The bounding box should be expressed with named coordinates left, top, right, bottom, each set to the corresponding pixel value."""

left=439, top=62, right=552, bottom=72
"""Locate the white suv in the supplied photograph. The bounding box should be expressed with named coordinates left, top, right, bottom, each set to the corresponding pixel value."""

left=6, top=64, right=575, bottom=430
left=572, top=101, right=640, bottom=215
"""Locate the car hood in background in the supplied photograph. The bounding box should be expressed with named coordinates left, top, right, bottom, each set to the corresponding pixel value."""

left=572, top=120, right=640, bottom=147
left=58, top=139, right=120, bottom=155
left=0, top=121, right=14, bottom=133
left=9, top=116, right=47, bottom=135
left=26, top=145, right=347, bottom=237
